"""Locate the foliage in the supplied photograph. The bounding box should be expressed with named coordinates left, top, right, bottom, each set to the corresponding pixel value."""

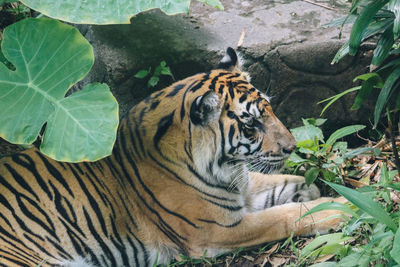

left=19, top=0, right=224, bottom=24
left=324, top=1, right=400, bottom=130
left=0, top=18, right=118, bottom=162
left=134, top=60, right=174, bottom=88
left=287, top=118, right=368, bottom=186
left=298, top=164, right=400, bottom=266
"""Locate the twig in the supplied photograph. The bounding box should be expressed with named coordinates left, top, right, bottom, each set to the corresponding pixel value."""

left=302, top=0, right=335, bottom=11
left=387, top=111, right=400, bottom=177
left=237, top=29, right=246, bottom=48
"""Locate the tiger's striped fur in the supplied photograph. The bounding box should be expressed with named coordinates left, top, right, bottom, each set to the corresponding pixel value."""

left=0, top=48, right=343, bottom=266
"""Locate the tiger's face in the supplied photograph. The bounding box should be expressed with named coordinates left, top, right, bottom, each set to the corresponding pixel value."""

left=187, top=48, right=296, bottom=188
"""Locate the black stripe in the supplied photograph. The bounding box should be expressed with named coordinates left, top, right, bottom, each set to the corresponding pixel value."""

left=132, top=163, right=199, bottom=228
left=130, top=116, right=146, bottom=157
left=148, top=153, right=238, bottom=202
left=23, top=233, right=56, bottom=260
left=149, top=100, right=160, bottom=111
left=12, top=154, right=52, bottom=200
left=190, top=72, right=210, bottom=92
left=239, top=93, right=247, bottom=103
left=109, top=215, right=130, bottom=266
left=198, top=218, right=242, bottom=228
left=201, top=197, right=243, bottom=211
left=118, top=144, right=187, bottom=244
left=187, top=164, right=230, bottom=190
left=48, top=181, right=85, bottom=237
left=153, top=111, right=175, bottom=150
left=17, top=194, right=59, bottom=242
left=228, top=81, right=235, bottom=99
left=3, top=163, right=40, bottom=201
left=67, top=164, right=108, bottom=237
left=180, top=80, right=199, bottom=120
left=83, top=207, right=117, bottom=266
left=36, top=151, right=74, bottom=197
left=0, top=250, right=31, bottom=267
left=167, top=84, right=185, bottom=97
left=59, top=219, right=101, bottom=265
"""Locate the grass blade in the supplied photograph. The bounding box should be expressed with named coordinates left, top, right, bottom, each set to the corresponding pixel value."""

left=374, top=67, right=400, bottom=128
left=325, top=125, right=365, bottom=145
left=324, top=181, right=397, bottom=232
left=318, top=86, right=361, bottom=115
left=297, top=201, right=359, bottom=221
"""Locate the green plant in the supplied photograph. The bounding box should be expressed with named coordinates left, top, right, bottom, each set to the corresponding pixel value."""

left=297, top=163, right=400, bottom=266
left=18, top=0, right=224, bottom=24
left=134, top=61, right=175, bottom=88
left=0, top=18, right=119, bottom=162
left=323, top=0, right=400, bottom=173
left=287, top=118, right=367, bottom=186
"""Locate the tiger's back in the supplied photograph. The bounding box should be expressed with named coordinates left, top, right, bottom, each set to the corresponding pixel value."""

left=0, top=48, right=344, bottom=267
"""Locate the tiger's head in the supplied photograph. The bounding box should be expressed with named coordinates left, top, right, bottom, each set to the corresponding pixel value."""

left=130, top=48, right=296, bottom=190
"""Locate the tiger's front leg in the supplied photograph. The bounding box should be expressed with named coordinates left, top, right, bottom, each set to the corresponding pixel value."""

left=193, top=196, right=345, bottom=254
left=246, top=172, right=321, bottom=211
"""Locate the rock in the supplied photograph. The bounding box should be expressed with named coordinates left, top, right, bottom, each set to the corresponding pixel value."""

left=75, top=0, right=372, bottom=133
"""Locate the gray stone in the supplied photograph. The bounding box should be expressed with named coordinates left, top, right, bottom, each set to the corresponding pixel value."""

left=74, top=0, right=373, bottom=133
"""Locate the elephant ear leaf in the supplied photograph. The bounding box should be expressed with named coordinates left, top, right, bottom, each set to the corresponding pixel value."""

left=0, top=18, right=119, bottom=162
left=20, top=0, right=223, bottom=24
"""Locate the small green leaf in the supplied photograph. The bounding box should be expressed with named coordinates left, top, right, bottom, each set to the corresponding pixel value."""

left=349, top=0, right=390, bottom=55
left=160, top=61, right=166, bottom=67
left=391, top=228, right=400, bottom=264
left=291, top=125, right=324, bottom=143
left=305, top=167, right=320, bottom=186
left=374, top=67, right=400, bottom=128
left=371, top=24, right=395, bottom=67
left=300, top=233, right=352, bottom=260
left=134, top=69, right=150, bottom=79
left=161, top=67, right=173, bottom=77
left=287, top=153, right=309, bottom=164
left=325, top=181, right=397, bottom=232
left=148, top=76, right=159, bottom=88
left=325, top=125, right=365, bottom=145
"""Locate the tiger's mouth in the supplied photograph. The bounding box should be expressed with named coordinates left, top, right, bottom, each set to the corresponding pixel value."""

left=248, top=156, right=286, bottom=174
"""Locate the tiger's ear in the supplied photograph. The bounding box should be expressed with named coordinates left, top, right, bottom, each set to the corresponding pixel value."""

left=190, top=91, right=221, bottom=126
left=218, top=47, right=238, bottom=70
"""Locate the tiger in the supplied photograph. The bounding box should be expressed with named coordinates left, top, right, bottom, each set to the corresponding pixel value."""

left=0, top=47, right=344, bottom=267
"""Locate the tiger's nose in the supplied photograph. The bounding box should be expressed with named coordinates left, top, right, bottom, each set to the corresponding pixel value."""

left=281, top=144, right=296, bottom=155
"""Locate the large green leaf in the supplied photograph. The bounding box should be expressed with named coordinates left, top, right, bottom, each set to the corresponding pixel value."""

left=0, top=18, right=118, bottom=162
left=20, top=0, right=223, bottom=24
left=349, top=0, right=390, bottom=55
left=351, top=73, right=383, bottom=110
left=325, top=181, right=397, bottom=232
left=374, top=67, right=400, bottom=128
left=371, top=24, right=395, bottom=68
left=332, top=14, right=393, bottom=64
left=391, top=228, right=400, bottom=264
left=389, top=0, right=400, bottom=38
